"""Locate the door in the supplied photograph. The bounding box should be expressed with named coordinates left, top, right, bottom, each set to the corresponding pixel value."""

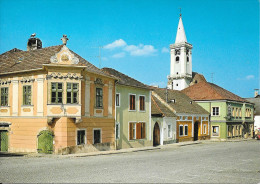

left=153, top=123, right=160, bottom=146
left=194, top=122, right=199, bottom=141
left=0, top=131, right=8, bottom=152
left=37, top=130, right=54, bottom=154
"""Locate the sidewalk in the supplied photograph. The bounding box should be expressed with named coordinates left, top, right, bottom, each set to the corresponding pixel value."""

left=20, top=139, right=256, bottom=158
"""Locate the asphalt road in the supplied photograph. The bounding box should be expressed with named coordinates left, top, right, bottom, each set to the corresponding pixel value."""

left=0, top=140, right=260, bottom=183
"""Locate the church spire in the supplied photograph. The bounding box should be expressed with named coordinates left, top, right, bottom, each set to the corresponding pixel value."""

left=175, top=13, right=187, bottom=43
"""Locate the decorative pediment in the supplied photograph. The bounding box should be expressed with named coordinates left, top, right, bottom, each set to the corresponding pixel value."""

left=50, top=45, right=79, bottom=65
left=94, top=78, right=104, bottom=85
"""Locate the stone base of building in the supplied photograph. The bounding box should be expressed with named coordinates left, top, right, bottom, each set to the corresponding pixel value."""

left=116, top=139, right=153, bottom=150
left=57, top=142, right=115, bottom=155
left=177, top=137, right=194, bottom=142
left=198, top=135, right=210, bottom=140
left=163, top=139, right=177, bottom=145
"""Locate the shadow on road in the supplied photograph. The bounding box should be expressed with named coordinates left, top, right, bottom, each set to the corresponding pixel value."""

left=0, top=152, right=25, bottom=157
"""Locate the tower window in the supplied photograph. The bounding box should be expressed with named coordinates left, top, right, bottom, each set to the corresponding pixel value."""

left=176, top=84, right=178, bottom=86
left=176, top=56, right=179, bottom=63
left=187, top=56, right=189, bottom=62
left=176, top=72, right=179, bottom=75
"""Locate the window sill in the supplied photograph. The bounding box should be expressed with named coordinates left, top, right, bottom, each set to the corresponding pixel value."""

left=21, top=105, right=34, bottom=107
left=139, top=110, right=146, bottom=113
left=0, top=105, right=10, bottom=108
left=128, top=110, right=136, bottom=112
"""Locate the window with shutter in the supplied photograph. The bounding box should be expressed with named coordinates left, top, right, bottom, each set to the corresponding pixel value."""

left=129, top=95, right=136, bottom=110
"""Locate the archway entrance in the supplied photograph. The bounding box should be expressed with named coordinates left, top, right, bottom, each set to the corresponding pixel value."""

left=153, top=122, right=160, bottom=146
left=37, top=130, right=54, bottom=154
left=194, top=122, right=199, bottom=141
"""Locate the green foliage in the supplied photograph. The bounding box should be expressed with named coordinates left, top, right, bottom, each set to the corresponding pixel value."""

left=38, top=130, right=53, bottom=154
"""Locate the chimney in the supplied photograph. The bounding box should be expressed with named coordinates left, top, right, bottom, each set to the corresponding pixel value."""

left=27, top=33, right=42, bottom=51
left=254, top=89, right=259, bottom=97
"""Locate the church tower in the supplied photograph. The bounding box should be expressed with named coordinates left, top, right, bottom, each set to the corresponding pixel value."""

left=167, top=13, right=193, bottom=90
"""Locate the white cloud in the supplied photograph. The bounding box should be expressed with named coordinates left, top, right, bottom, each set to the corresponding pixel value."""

left=103, top=39, right=127, bottom=49
left=112, top=52, right=126, bottom=58
left=237, top=75, right=255, bottom=81
left=124, top=44, right=157, bottom=56
left=104, top=39, right=158, bottom=57
left=246, top=75, right=254, bottom=80
left=161, top=47, right=169, bottom=53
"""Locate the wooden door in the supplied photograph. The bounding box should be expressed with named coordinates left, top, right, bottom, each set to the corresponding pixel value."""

left=153, top=123, right=160, bottom=146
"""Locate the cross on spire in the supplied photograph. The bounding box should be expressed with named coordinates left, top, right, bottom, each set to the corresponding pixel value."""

left=179, top=8, right=182, bottom=17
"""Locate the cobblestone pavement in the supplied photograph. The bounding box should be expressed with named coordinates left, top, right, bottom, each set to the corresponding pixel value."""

left=0, top=140, right=259, bottom=183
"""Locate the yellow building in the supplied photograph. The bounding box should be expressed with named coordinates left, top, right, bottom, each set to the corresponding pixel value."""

left=0, top=35, right=116, bottom=154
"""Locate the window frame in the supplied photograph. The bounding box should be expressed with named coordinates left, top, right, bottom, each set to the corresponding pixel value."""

left=179, top=125, right=184, bottom=136
left=212, top=125, right=220, bottom=137
left=23, top=85, right=32, bottom=106
left=129, top=94, right=136, bottom=111
left=51, top=82, right=63, bottom=104
left=95, top=87, right=103, bottom=108
left=139, top=95, right=145, bottom=112
left=66, top=83, right=79, bottom=104
left=167, top=124, right=172, bottom=138
left=203, top=124, right=207, bottom=134
left=0, top=87, right=9, bottom=106
left=116, top=93, right=120, bottom=107
left=76, top=129, right=86, bottom=145
left=93, top=128, right=102, bottom=144
left=129, top=122, right=146, bottom=140
left=211, top=107, right=220, bottom=116
left=184, top=125, right=188, bottom=136
left=115, top=122, right=120, bottom=140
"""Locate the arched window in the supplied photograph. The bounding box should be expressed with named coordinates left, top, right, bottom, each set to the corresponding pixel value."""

left=176, top=56, right=179, bottom=63
left=187, top=56, right=189, bottom=62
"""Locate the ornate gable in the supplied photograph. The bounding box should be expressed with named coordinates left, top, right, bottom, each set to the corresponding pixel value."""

left=50, top=45, right=79, bottom=65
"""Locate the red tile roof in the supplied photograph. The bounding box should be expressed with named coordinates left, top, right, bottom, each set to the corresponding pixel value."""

left=182, top=81, right=247, bottom=102
left=0, top=45, right=110, bottom=77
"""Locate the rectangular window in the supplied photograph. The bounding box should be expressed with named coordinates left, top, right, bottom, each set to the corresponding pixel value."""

left=129, top=122, right=136, bottom=140
left=115, top=123, right=120, bottom=139
left=139, top=96, right=145, bottom=111
left=129, top=122, right=145, bottom=140
left=23, top=85, right=32, bottom=105
left=184, top=125, right=188, bottom=136
left=129, top=94, right=136, bottom=110
left=168, top=124, right=172, bottom=138
left=96, top=88, right=103, bottom=108
left=116, top=93, right=120, bottom=107
left=203, top=124, right=207, bottom=134
left=67, top=83, right=78, bottom=104
left=212, top=107, right=219, bottom=116
left=212, top=126, right=220, bottom=136
left=0, top=87, right=8, bottom=106
left=179, top=125, right=183, bottom=136
left=93, top=129, right=101, bottom=144
left=51, top=83, right=63, bottom=103
left=77, top=130, right=85, bottom=145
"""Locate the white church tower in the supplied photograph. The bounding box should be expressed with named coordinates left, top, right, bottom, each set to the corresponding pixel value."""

left=167, top=13, right=193, bottom=90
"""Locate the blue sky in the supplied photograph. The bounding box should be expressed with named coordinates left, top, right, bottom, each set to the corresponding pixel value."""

left=0, top=0, right=259, bottom=98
